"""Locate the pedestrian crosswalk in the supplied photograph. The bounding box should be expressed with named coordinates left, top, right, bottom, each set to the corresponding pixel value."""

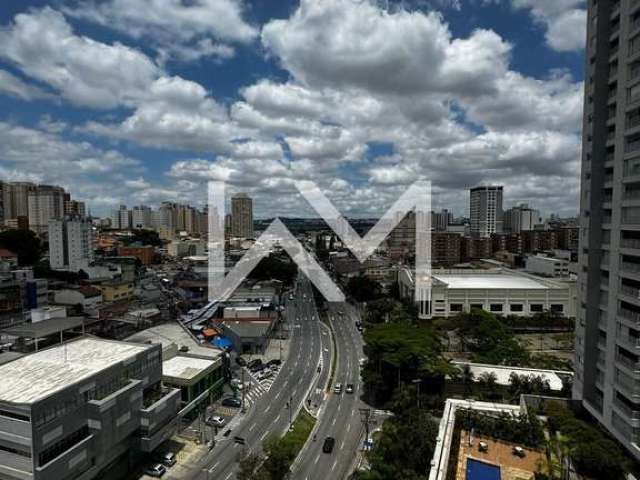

left=242, top=367, right=281, bottom=408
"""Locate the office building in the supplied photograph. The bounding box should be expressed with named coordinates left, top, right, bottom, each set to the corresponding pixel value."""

left=48, top=217, right=94, bottom=272
left=27, top=186, right=66, bottom=235
left=431, top=209, right=453, bottom=231
left=470, top=186, right=503, bottom=238
left=525, top=254, right=569, bottom=277
left=0, top=277, right=24, bottom=329
left=503, top=204, right=541, bottom=233
left=574, top=0, right=640, bottom=461
left=231, top=193, right=254, bottom=238
left=0, top=337, right=181, bottom=480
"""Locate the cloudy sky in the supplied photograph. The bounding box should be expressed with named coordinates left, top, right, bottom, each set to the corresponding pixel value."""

left=0, top=0, right=585, bottom=219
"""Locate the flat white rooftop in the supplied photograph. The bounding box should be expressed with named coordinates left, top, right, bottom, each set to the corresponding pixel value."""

left=162, top=355, right=216, bottom=381
left=452, top=361, right=571, bottom=391
left=433, top=273, right=549, bottom=290
left=0, top=338, right=149, bottom=404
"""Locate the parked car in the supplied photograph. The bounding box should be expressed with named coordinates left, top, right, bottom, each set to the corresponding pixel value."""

left=235, top=357, right=247, bottom=367
left=206, top=415, right=226, bottom=427
left=144, top=463, right=167, bottom=477
left=221, top=397, right=242, bottom=408
left=250, top=363, right=266, bottom=373
left=155, top=451, right=176, bottom=467
left=258, top=369, right=273, bottom=380
left=333, top=383, right=343, bottom=394
left=247, top=359, right=263, bottom=369
left=266, top=359, right=282, bottom=367
left=323, top=437, right=336, bottom=453
left=346, top=384, right=354, bottom=394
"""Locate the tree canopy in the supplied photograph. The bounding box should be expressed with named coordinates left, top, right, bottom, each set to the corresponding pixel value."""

left=0, top=229, right=42, bottom=266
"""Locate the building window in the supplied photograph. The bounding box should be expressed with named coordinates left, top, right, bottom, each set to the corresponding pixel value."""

left=450, top=304, right=463, bottom=312
left=510, top=304, right=524, bottom=312
left=530, top=304, right=544, bottom=312
left=470, top=304, right=484, bottom=311
left=551, top=304, right=564, bottom=313
left=490, top=304, right=503, bottom=312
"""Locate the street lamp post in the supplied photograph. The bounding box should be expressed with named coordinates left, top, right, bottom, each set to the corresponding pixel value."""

left=411, top=378, right=422, bottom=410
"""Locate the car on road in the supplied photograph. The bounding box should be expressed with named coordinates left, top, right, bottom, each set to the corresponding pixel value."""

left=221, top=397, right=242, bottom=408
left=322, top=437, right=336, bottom=453
left=206, top=415, right=226, bottom=427
left=333, top=383, right=343, bottom=394
left=346, top=383, right=354, bottom=394
left=230, top=378, right=245, bottom=390
left=143, top=463, right=166, bottom=477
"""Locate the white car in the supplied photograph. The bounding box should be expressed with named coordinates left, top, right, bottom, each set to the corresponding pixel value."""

left=206, top=415, right=225, bottom=427
left=333, top=383, right=343, bottom=394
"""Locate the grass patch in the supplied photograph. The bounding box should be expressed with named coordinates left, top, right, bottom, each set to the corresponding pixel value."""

left=323, top=313, right=338, bottom=393
left=282, top=409, right=316, bottom=453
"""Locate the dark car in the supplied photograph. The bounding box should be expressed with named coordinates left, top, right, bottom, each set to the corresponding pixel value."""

left=266, top=359, right=282, bottom=367
left=235, top=357, right=247, bottom=367
left=250, top=363, right=266, bottom=373
left=247, top=359, right=263, bottom=370
left=221, top=397, right=242, bottom=408
left=322, top=437, right=335, bottom=453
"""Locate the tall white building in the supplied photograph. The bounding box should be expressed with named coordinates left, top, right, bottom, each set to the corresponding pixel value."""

left=504, top=204, right=542, bottom=233
left=49, top=217, right=94, bottom=272
left=27, top=185, right=66, bottom=235
left=470, top=186, right=503, bottom=238
left=2, top=181, right=34, bottom=221
left=231, top=193, right=253, bottom=238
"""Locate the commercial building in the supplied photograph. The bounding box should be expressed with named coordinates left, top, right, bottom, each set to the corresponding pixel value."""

left=131, top=206, right=152, bottom=230
left=0, top=337, right=181, bottom=480
left=231, top=193, right=253, bottom=239
left=48, top=217, right=94, bottom=272
left=0, top=277, right=24, bottom=329
left=398, top=268, right=576, bottom=319
left=503, top=204, right=541, bottom=233
left=63, top=201, right=85, bottom=218
left=53, top=287, right=103, bottom=311
left=470, top=186, right=503, bottom=238
left=574, top=0, right=640, bottom=461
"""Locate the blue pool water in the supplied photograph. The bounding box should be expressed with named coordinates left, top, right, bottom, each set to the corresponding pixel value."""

left=466, top=458, right=501, bottom=480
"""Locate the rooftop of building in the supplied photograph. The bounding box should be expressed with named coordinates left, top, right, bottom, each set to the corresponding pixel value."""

left=125, top=322, right=223, bottom=360
left=0, top=337, right=150, bottom=404
left=451, top=361, right=572, bottom=392
left=222, top=320, right=272, bottom=338
left=162, top=355, right=216, bottom=381
left=433, top=272, right=549, bottom=290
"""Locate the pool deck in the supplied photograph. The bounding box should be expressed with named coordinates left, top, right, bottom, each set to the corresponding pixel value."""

left=455, top=431, right=544, bottom=480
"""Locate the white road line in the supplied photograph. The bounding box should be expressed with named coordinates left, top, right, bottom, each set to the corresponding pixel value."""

left=224, top=472, right=233, bottom=480
left=249, top=422, right=257, bottom=432
left=261, top=430, right=269, bottom=441
left=332, top=459, right=338, bottom=471
left=347, top=423, right=351, bottom=432
left=314, top=454, right=321, bottom=465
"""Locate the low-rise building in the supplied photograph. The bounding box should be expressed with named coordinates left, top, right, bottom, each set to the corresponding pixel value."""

left=398, top=268, right=577, bottom=319
left=525, top=254, right=570, bottom=277
left=53, top=287, right=103, bottom=310
left=117, top=245, right=155, bottom=265
left=0, top=337, right=181, bottom=480
left=97, top=281, right=134, bottom=302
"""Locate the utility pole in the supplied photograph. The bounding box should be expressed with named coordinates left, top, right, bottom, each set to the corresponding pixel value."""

left=241, top=368, right=246, bottom=413
left=359, top=408, right=372, bottom=445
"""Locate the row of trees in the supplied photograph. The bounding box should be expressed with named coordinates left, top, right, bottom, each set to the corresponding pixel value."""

left=457, top=408, right=545, bottom=448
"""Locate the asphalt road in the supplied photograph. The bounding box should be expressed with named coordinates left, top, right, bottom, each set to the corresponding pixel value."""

left=193, top=275, right=325, bottom=480
left=293, top=301, right=367, bottom=480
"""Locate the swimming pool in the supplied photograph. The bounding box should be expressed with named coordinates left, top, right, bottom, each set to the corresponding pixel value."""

left=466, top=458, right=501, bottom=480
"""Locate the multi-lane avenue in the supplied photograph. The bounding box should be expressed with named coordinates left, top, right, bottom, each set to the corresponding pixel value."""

left=193, top=276, right=325, bottom=480
left=293, top=301, right=366, bottom=480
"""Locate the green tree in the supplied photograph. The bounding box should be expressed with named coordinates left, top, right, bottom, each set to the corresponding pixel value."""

left=262, top=436, right=295, bottom=480
left=0, top=229, right=42, bottom=266
left=346, top=275, right=382, bottom=303
left=237, top=452, right=267, bottom=480
left=360, top=409, right=438, bottom=480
